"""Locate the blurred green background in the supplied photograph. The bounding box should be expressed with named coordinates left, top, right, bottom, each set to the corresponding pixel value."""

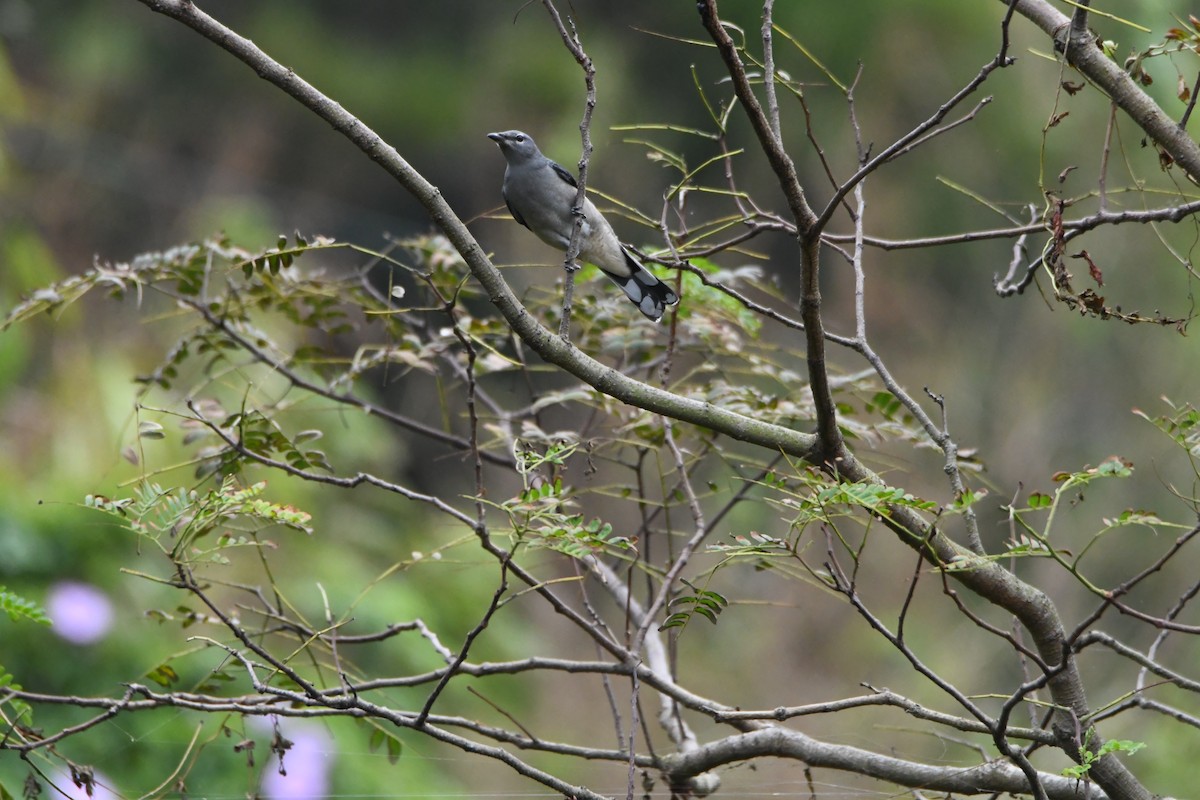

left=2, top=0, right=1200, bottom=796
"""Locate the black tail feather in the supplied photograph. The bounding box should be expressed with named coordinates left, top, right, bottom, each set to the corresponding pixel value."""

left=597, top=249, right=679, bottom=322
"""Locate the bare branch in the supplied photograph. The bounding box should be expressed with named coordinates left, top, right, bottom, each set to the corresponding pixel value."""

left=1009, top=0, right=1200, bottom=180
left=659, top=727, right=1107, bottom=800
left=712, top=686, right=1057, bottom=746
left=697, top=0, right=841, bottom=466
left=541, top=0, right=596, bottom=339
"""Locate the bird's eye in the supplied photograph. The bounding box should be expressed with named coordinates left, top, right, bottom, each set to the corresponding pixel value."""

left=514, top=134, right=525, bottom=142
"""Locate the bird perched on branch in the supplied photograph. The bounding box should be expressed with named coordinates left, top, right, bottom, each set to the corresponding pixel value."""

left=487, top=130, right=679, bottom=322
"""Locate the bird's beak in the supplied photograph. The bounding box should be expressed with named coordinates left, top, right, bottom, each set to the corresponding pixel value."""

left=487, top=132, right=503, bottom=143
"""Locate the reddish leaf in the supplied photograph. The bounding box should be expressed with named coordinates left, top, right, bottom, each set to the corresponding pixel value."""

left=1070, top=249, right=1104, bottom=287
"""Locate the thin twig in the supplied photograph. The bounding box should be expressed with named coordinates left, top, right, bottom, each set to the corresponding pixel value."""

left=812, top=8, right=1017, bottom=235
left=543, top=0, right=596, bottom=340
left=760, top=0, right=781, bottom=142
left=416, top=560, right=510, bottom=726
left=630, top=423, right=708, bottom=656
left=1181, top=70, right=1200, bottom=129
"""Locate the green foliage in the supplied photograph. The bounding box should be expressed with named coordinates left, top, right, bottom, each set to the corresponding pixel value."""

left=194, top=408, right=335, bottom=480
left=0, top=663, right=34, bottom=734
left=3, top=238, right=228, bottom=331
left=1027, top=491, right=1053, bottom=509
left=0, top=588, right=49, bottom=625
left=499, top=441, right=635, bottom=558
left=1004, top=455, right=1139, bottom=549
left=782, top=475, right=938, bottom=529
left=993, top=441, right=1198, bottom=596
left=703, top=465, right=946, bottom=579
left=660, top=584, right=729, bottom=631
left=5, top=212, right=1180, bottom=796
left=1135, top=399, right=1200, bottom=456
left=1062, top=738, right=1146, bottom=780
left=367, top=725, right=403, bottom=765
left=820, top=480, right=938, bottom=515
left=1051, top=455, right=1134, bottom=486
left=85, top=476, right=312, bottom=562
left=865, top=391, right=904, bottom=421
left=708, top=530, right=789, bottom=560
left=144, top=662, right=180, bottom=688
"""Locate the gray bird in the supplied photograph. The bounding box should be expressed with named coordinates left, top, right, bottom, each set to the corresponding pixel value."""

left=488, top=130, right=679, bottom=322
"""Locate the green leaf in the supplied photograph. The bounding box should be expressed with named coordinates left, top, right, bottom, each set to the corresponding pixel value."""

left=0, top=587, right=50, bottom=625
left=1098, top=739, right=1145, bottom=757
left=661, top=588, right=728, bottom=631
left=146, top=663, right=180, bottom=687
left=367, top=727, right=402, bottom=764
left=946, top=487, right=988, bottom=513
left=868, top=391, right=902, bottom=420
left=1096, top=457, right=1133, bottom=477
left=1062, top=737, right=1145, bottom=778
left=1053, top=456, right=1133, bottom=487
left=659, top=613, right=690, bottom=630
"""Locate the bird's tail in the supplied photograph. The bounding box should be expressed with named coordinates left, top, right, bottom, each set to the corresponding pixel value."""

left=602, top=249, right=680, bottom=322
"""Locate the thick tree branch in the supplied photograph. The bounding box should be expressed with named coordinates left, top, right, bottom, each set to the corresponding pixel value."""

left=122, top=4, right=1166, bottom=799
left=830, top=454, right=1151, bottom=799
left=658, top=727, right=1108, bottom=800
left=696, top=0, right=842, bottom=466
left=1008, top=0, right=1200, bottom=181
left=133, top=0, right=818, bottom=462
left=691, top=3, right=1156, bottom=795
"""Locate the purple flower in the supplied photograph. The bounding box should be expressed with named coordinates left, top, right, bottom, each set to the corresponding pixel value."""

left=46, top=581, right=114, bottom=645
left=51, top=768, right=117, bottom=800
left=259, top=722, right=334, bottom=800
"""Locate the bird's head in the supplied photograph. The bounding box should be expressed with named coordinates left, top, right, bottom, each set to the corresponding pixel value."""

left=487, top=130, right=540, bottom=163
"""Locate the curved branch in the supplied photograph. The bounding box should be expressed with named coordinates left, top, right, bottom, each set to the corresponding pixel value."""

left=124, top=3, right=1160, bottom=798
left=696, top=0, right=841, bottom=464
left=134, top=0, right=818, bottom=463
left=1009, top=0, right=1200, bottom=180
left=658, top=727, right=1107, bottom=800
left=714, top=688, right=1058, bottom=746
left=832, top=455, right=1151, bottom=799
left=822, top=198, right=1200, bottom=253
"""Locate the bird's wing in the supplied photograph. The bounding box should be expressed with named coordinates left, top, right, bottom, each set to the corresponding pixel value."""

left=549, top=161, right=578, bottom=189
left=503, top=192, right=528, bottom=229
